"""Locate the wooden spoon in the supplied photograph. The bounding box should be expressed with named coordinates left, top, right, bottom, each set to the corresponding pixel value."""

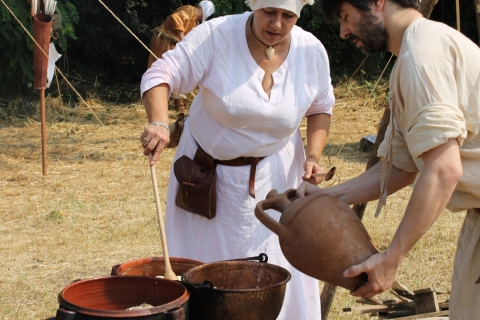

left=148, top=154, right=177, bottom=280
left=312, top=166, right=337, bottom=182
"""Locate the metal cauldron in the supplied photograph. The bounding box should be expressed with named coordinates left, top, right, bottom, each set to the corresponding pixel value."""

left=182, top=254, right=291, bottom=320
left=111, top=256, right=204, bottom=277
left=55, top=275, right=189, bottom=320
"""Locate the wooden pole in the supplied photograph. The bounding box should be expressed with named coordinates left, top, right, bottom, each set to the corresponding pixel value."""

left=475, top=0, right=480, bottom=45
left=418, top=0, right=439, bottom=18
left=33, top=13, right=52, bottom=176
left=456, top=0, right=461, bottom=31
left=40, top=88, right=48, bottom=176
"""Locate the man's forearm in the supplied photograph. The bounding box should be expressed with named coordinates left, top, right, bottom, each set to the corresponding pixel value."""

left=387, top=139, right=462, bottom=264
left=326, top=162, right=416, bottom=205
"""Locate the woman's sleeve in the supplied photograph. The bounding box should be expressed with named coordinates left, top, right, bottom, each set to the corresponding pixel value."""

left=305, top=44, right=335, bottom=117
left=140, top=22, right=214, bottom=98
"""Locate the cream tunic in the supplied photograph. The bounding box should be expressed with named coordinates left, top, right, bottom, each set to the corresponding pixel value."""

left=376, top=18, right=480, bottom=320
left=378, top=18, right=480, bottom=212
left=141, top=12, right=335, bottom=320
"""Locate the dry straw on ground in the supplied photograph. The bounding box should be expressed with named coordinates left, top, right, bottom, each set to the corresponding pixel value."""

left=0, top=80, right=462, bottom=319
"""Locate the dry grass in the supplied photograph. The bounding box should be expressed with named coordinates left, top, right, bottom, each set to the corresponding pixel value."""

left=0, top=80, right=462, bottom=319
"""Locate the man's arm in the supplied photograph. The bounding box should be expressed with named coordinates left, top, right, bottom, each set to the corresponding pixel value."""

left=345, top=138, right=463, bottom=298
left=296, top=160, right=417, bottom=205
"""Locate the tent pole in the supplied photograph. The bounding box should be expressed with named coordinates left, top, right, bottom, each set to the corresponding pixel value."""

left=456, top=0, right=461, bottom=31
left=475, top=0, right=480, bottom=45
left=40, top=88, right=48, bottom=176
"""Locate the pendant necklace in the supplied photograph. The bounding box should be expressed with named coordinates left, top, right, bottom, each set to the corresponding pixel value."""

left=250, top=15, right=280, bottom=60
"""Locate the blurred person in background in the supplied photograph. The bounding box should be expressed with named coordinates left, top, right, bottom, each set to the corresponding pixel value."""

left=140, top=0, right=335, bottom=318
left=147, top=1, right=215, bottom=112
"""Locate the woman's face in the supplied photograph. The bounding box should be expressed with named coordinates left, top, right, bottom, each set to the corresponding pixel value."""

left=252, top=8, right=298, bottom=45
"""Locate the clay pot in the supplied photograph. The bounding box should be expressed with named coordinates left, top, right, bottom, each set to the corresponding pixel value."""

left=111, top=256, right=204, bottom=278
left=56, top=275, right=189, bottom=319
left=255, top=189, right=378, bottom=291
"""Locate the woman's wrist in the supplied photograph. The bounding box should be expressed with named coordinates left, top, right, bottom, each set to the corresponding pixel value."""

left=147, top=121, right=170, bottom=135
left=305, top=155, right=319, bottom=163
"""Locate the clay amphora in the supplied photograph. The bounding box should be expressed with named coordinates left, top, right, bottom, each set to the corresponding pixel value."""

left=255, top=189, right=378, bottom=291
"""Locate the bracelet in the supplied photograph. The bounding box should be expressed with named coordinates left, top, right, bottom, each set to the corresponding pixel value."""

left=147, top=121, right=170, bottom=135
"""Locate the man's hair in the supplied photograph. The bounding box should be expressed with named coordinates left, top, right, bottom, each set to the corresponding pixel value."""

left=318, top=0, right=419, bottom=23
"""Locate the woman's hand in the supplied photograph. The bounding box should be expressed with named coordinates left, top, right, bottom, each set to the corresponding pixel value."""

left=302, top=158, right=324, bottom=184
left=140, top=124, right=171, bottom=166
left=141, top=84, right=171, bottom=166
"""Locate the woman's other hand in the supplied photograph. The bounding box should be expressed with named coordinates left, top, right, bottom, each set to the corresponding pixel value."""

left=302, top=158, right=324, bottom=184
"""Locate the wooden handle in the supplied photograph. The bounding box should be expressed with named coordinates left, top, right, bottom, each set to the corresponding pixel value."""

left=312, top=166, right=337, bottom=181
left=149, top=154, right=177, bottom=280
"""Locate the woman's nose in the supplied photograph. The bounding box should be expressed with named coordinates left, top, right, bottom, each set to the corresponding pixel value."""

left=271, top=14, right=282, bottom=28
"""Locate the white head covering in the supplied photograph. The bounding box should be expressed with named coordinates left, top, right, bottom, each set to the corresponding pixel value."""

left=245, top=0, right=315, bottom=17
left=198, top=1, right=215, bottom=23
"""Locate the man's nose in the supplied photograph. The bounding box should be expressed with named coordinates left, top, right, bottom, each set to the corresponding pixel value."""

left=339, top=21, right=350, bottom=39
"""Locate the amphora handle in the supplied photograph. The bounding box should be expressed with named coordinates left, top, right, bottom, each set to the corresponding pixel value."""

left=255, top=189, right=296, bottom=239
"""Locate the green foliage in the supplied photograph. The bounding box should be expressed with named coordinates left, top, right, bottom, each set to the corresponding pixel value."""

left=297, top=5, right=393, bottom=81
left=56, top=1, right=79, bottom=51
left=0, top=0, right=35, bottom=96
left=2, top=0, right=478, bottom=101
left=64, top=0, right=183, bottom=95
left=212, top=0, right=248, bottom=16
left=0, top=0, right=78, bottom=98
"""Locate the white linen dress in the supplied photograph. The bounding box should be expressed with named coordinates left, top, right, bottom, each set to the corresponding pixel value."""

left=141, top=12, right=335, bottom=320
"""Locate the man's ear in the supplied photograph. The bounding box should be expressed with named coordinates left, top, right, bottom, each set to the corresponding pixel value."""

left=373, top=0, right=385, bottom=12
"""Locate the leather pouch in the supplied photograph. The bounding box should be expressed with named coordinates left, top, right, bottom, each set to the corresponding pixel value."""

left=174, top=146, right=216, bottom=219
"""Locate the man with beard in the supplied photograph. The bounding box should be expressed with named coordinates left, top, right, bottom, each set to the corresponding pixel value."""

left=296, top=0, right=480, bottom=318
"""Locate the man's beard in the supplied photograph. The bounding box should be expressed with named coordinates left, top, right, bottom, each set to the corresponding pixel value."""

left=350, top=11, right=388, bottom=55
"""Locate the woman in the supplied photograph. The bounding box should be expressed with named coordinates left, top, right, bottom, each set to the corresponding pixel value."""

left=140, top=0, right=335, bottom=318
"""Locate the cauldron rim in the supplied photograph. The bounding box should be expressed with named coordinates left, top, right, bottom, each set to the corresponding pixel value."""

left=183, top=260, right=291, bottom=292
left=57, top=275, right=189, bottom=317
left=111, top=256, right=204, bottom=276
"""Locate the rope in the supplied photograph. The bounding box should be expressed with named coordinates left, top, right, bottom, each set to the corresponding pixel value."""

left=0, top=0, right=134, bottom=162
left=348, top=55, right=369, bottom=81
left=97, top=0, right=158, bottom=60
left=370, top=54, right=393, bottom=97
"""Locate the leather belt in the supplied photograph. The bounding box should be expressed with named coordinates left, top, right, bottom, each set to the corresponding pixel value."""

left=216, top=157, right=265, bottom=199
left=195, top=144, right=265, bottom=198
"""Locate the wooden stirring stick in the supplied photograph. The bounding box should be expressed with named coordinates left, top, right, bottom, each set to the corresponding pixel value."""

left=148, top=154, right=177, bottom=280
left=312, top=166, right=337, bottom=181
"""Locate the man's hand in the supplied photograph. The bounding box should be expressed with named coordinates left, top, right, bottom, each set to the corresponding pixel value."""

left=295, top=181, right=323, bottom=198
left=343, top=250, right=400, bottom=298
